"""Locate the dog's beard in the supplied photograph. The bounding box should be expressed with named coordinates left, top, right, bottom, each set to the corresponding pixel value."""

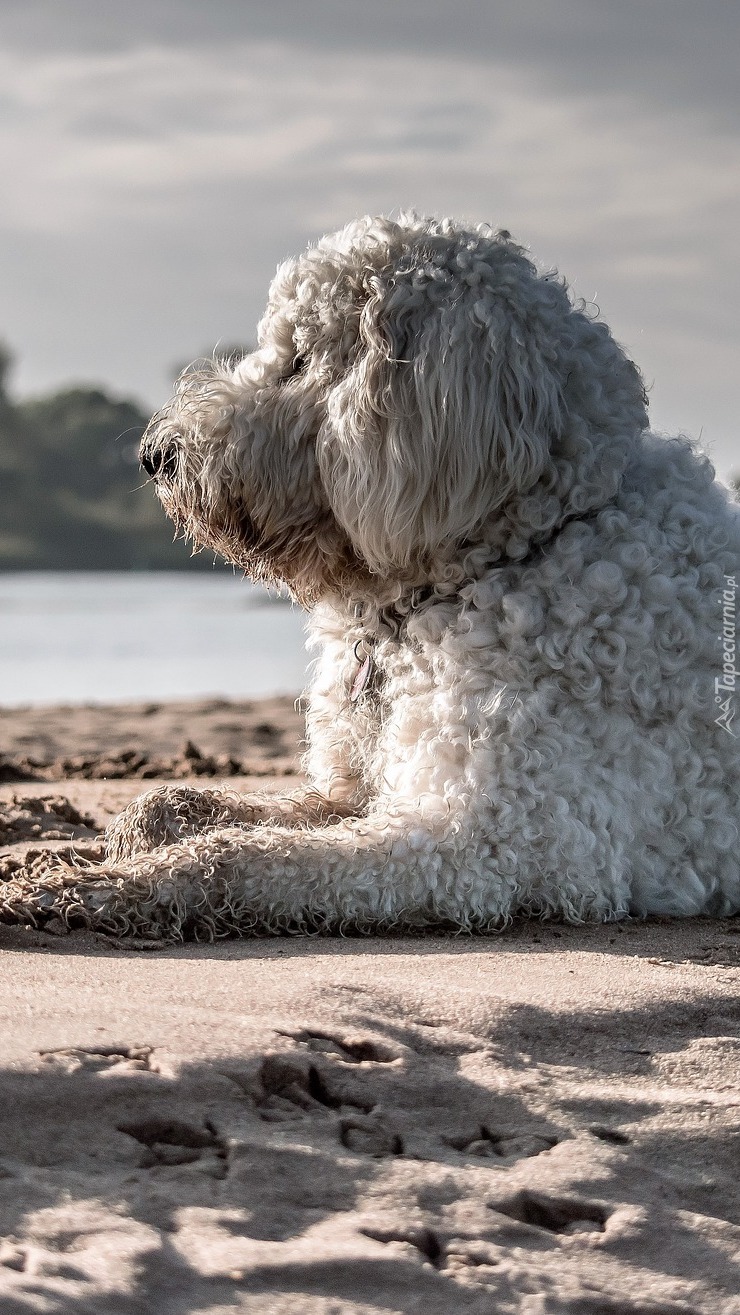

left=162, top=489, right=268, bottom=576
left=159, top=483, right=360, bottom=605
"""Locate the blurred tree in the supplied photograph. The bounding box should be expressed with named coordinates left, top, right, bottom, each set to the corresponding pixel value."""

left=22, top=387, right=145, bottom=498
left=0, top=344, right=43, bottom=566
left=0, top=348, right=227, bottom=570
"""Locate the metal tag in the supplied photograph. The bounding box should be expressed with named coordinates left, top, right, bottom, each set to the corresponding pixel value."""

left=350, top=644, right=374, bottom=704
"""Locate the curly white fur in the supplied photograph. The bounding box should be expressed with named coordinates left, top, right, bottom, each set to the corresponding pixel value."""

left=3, top=214, right=738, bottom=939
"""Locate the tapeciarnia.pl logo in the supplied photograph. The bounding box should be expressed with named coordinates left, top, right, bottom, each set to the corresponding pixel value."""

left=715, top=574, right=737, bottom=736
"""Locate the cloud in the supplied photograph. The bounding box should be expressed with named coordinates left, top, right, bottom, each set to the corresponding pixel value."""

left=1, top=0, right=738, bottom=129
left=0, top=5, right=737, bottom=476
left=2, top=38, right=735, bottom=243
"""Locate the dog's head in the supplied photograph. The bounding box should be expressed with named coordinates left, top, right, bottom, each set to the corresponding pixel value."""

left=142, top=214, right=648, bottom=601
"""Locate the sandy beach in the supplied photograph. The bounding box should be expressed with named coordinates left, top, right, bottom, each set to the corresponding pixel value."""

left=1, top=700, right=739, bottom=1313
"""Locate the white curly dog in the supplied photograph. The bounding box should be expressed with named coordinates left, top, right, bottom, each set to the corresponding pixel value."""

left=5, top=214, right=739, bottom=938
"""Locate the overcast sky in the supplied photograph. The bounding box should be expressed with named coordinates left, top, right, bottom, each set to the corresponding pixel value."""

left=1, top=0, right=738, bottom=478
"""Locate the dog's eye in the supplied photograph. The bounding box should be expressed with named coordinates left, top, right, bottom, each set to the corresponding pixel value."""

left=278, top=350, right=308, bottom=385
left=291, top=353, right=307, bottom=376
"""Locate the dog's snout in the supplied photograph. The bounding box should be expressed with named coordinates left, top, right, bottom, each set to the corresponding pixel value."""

left=141, top=441, right=178, bottom=480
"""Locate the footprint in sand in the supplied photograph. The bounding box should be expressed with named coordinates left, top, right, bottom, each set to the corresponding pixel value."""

left=283, top=1029, right=401, bottom=1065
left=38, top=1045, right=153, bottom=1074
left=256, top=1040, right=407, bottom=1155
left=489, top=1189, right=610, bottom=1236
left=256, top=1053, right=377, bottom=1120
left=443, top=1126, right=559, bottom=1161
left=117, top=1116, right=228, bottom=1174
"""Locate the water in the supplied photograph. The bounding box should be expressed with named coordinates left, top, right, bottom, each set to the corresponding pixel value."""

left=0, top=573, right=310, bottom=706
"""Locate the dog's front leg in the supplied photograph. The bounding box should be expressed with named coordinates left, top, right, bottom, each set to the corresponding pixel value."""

left=1, top=811, right=497, bottom=939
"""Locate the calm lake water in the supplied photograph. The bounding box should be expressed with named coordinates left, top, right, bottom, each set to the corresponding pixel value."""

left=0, top=573, right=310, bottom=706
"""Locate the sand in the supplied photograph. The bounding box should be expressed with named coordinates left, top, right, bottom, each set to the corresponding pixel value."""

left=0, top=695, right=303, bottom=783
left=1, top=700, right=739, bottom=1313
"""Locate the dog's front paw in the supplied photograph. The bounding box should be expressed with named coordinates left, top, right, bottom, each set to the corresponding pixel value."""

left=105, top=785, right=247, bottom=862
left=0, top=852, right=117, bottom=932
left=0, top=853, right=186, bottom=942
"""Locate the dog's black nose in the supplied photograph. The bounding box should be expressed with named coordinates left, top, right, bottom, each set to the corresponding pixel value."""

left=141, top=441, right=178, bottom=480
left=140, top=445, right=160, bottom=477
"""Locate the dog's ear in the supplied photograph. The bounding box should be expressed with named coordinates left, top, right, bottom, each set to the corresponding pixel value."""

left=316, top=271, right=560, bottom=575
